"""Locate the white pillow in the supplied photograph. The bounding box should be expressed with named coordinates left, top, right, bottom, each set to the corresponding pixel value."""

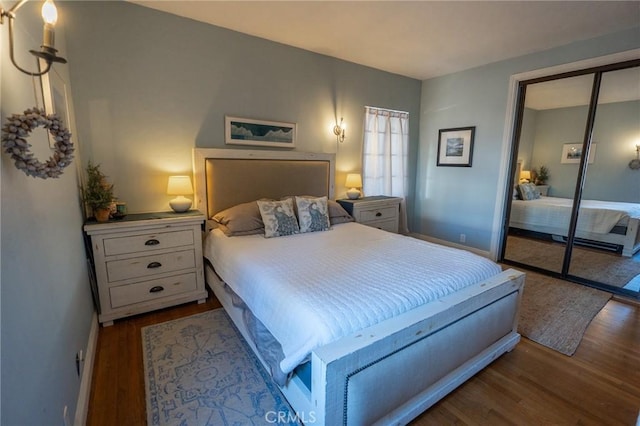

left=295, top=196, right=330, bottom=233
left=256, top=198, right=300, bottom=238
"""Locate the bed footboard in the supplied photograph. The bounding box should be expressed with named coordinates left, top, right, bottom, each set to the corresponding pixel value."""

left=206, top=266, right=525, bottom=425
left=511, top=217, right=640, bottom=257
left=621, top=217, right=640, bottom=257
left=311, top=269, right=524, bottom=425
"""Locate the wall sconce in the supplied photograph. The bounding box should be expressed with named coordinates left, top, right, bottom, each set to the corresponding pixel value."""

left=0, top=0, right=67, bottom=76
left=519, top=170, right=531, bottom=183
left=167, top=175, right=193, bottom=213
left=630, top=145, right=640, bottom=170
left=333, top=117, right=346, bottom=143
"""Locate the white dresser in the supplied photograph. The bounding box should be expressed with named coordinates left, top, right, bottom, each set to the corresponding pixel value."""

left=337, top=196, right=402, bottom=233
left=84, top=211, right=207, bottom=326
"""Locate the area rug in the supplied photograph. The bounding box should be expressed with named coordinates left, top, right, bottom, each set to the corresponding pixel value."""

left=506, top=235, right=640, bottom=288
left=142, top=309, right=298, bottom=426
left=517, top=269, right=612, bottom=356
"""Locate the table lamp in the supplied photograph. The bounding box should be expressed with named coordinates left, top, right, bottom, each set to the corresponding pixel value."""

left=519, top=170, right=531, bottom=183
left=167, top=175, right=193, bottom=213
left=345, top=173, right=363, bottom=200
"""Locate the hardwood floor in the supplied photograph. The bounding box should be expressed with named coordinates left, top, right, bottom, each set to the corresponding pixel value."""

left=87, top=292, right=640, bottom=426
left=87, top=291, right=221, bottom=426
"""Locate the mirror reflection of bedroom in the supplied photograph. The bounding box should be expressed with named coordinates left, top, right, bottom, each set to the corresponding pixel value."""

left=502, top=63, right=640, bottom=299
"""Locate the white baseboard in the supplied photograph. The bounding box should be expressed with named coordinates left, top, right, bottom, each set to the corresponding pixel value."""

left=409, top=233, right=493, bottom=260
left=75, top=311, right=99, bottom=426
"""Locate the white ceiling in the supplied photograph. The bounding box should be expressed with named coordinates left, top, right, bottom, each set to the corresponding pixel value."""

left=129, top=1, right=640, bottom=81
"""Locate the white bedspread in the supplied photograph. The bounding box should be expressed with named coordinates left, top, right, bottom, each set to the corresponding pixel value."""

left=510, top=197, right=640, bottom=234
left=204, top=222, right=502, bottom=375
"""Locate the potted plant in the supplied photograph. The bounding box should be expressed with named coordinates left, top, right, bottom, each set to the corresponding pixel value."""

left=532, top=165, right=549, bottom=185
left=82, top=161, right=114, bottom=222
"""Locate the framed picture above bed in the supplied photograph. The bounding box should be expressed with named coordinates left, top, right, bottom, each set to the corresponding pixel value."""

left=437, top=126, right=475, bottom=167
left=225, top=116, right=296, bottom=148
left=560, top=143, right=597, bottom=164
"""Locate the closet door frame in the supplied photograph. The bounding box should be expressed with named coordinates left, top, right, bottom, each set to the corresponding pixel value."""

left=496, top=52, right=640, bottom=299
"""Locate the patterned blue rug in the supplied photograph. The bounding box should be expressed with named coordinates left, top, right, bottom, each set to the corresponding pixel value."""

left=142, top=309, right=298, bottom=425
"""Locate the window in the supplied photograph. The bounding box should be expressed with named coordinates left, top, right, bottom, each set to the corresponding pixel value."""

left=362, top=106, right=409, bottom=231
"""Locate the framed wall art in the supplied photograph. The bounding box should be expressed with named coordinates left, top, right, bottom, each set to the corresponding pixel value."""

left=225, top=116, right=296, bottom=148
left=437, top=126, right=475, bottom=167
left=560, top=143, right=597, bottom=164
left=40, top=60, right=71, bottom=148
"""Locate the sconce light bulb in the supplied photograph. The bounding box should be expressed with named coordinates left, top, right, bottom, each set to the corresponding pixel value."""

left=41, top=0, right=58, bottom=25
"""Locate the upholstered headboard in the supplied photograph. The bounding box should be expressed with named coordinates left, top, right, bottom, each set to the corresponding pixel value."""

left=193, top=148, right=335, bottom=219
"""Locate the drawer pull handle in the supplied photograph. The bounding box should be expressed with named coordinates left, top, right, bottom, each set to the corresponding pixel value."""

left=145, top=239, right=160, bottom=246
left=147, top=262, right=162, bottom=269
left=375, top=212, right=382, bottom=217
left=149, top=286, right=164, bottom=293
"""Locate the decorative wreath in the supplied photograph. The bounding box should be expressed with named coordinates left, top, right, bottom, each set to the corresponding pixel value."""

left=1, top=107, right=74, bottom=179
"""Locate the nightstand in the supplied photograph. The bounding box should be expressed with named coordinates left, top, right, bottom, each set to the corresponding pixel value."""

left=535, top=185, right=550, bottom=196
left=337, top=196, right=402, bottom=233
left=84, top=211, right=207, bottom=326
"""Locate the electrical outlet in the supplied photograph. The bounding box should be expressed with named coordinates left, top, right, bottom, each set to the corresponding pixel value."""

left=459, top=233, right=466, bottom=243
left=63, top=405, right=70, bottom=426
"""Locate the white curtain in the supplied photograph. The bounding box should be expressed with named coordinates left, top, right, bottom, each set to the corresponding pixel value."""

left=362, top=106, right=410, bottom=233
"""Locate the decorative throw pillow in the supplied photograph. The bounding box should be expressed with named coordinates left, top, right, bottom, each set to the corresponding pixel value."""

left=327, top=199, right=355, bottom=225
left=517, top=183, right=540, bottom=201
left=281, top=196, right=354, bottom=226
left=212, top=201, right=265, bottom=236
left=257, top=198, right=300, bottom=238
left=295, top=196, right=331, bottom=233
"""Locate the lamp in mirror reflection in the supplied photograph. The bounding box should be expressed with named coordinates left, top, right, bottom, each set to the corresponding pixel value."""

left=629, top=144, right=640, bottom=170
left=333, top=117, right=346, bottom=143
left=519, top=170, right=531, bottom=183
left=167, top=175, right=193, bottom=213
left=0, top=0, right=67, bottom=76
left=345, top=173, right=362, bottom=200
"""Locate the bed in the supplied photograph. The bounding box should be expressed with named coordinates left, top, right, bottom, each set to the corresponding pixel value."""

left=509, top=196, right=640, bottom=257
left=193, top=148, right=525, bottom=425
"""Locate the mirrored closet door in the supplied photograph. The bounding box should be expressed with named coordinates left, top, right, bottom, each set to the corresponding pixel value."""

left=501, top=60, right=640, bottom=300
left=567, top=66, right=640, bottom=297
left=502, top=74, right=593, bottom=274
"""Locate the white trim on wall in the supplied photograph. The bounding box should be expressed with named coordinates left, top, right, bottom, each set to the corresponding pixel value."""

left=74, top=312, right=99, bottom=426
left=410, top=232, right=492, bottom=259
left=490, top=48, right=640, bottom=260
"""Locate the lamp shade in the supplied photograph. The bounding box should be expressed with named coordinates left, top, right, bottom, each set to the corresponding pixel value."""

left=519, top=170, right=531, bottom=181
left=345, top=173, right=363, bottom=188
left=167, top=176, right=193, bottom=195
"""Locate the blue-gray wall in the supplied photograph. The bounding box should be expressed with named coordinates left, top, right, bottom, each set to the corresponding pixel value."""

left=517, top=108, right=538, bottom=180
left=0, top=1, right=94, bottom=424
left=61, top=1, right=422, bottom=215
left=416, top=26, right=640, bottom=253
left=531, top=101, right=640, bottom=202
